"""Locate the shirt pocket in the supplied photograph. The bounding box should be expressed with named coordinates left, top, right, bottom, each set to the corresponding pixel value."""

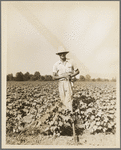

left=66, top=64, right=72, bottom=73
left=58, top=65, right=65, bottom=75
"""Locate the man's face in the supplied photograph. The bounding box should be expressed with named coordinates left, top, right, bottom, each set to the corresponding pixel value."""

left=59, top=53, right=67, bottom=61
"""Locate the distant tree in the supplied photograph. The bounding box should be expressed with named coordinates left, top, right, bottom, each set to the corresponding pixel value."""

left=29, top=74, right=34, bottom=81
left=7, top=73, right=14, bottom=81
left=23, top=72, right=30, bottom=81
left=33, top=71, right=41, bottom=80
left=103, top=79, right=109, bottom=82
left=96, top=78, right=102, bottom=81
left=30, top=75, right=37, bottom=81
left=40, top=76, right=45, bottom=81
left=15, top=72, right=24, bottom=81
left=111, top=77, right=116, bottom=82
left=79, top=75, right=85, bottom=81
left=85, top=74, right=91, bottom=81
left=44, top=75, right=53, bottom=81
left=92, top=78, right=96, bottom=82
left=72, top=77, right=77, bottom=82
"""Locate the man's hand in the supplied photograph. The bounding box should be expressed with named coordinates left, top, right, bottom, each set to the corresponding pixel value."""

left=62, top=73, right=72, bottom=80
left=62, top=69, right=79, bottom=81
left=53, top=72, right=71, bottom=80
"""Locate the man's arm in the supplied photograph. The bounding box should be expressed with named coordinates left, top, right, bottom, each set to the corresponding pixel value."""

left=53, top=69, right=79, bottom=81
left=53, top=72, right=75, bottom=80
left=53, top=72, right=67, bottom=80
left=70, top=69, right=80, bottom=78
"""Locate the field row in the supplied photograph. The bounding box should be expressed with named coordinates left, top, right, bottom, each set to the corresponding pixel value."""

left=6, top=81, right=116, bottom=136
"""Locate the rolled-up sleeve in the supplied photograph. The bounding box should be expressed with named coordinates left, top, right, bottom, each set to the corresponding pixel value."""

left=72, top=60, right=78, bottom=71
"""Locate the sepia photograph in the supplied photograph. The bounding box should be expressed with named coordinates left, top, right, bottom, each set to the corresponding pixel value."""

left=2, top=1, right=120, bottom=148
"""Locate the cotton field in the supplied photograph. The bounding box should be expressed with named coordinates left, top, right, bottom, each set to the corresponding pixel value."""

left=6, top=81, right=117, bottom=145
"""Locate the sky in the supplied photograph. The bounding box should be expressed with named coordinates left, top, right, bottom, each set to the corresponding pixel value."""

left=2, top=1, right=119, bottom=79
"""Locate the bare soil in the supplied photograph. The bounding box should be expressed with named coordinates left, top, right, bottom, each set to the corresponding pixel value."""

left=6, top=132, right=116, bottom=147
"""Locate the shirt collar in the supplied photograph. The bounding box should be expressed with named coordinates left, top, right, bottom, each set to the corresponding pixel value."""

left=59, top=58, right=69, bottom=64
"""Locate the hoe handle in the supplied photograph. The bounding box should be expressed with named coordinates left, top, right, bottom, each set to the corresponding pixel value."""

left=72, top=121, right=77, bottom=143
left=71, top=106, right=77, bottom=143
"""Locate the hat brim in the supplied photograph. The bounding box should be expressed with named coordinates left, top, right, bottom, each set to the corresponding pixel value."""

left=56, top=51, right=69, bottom=55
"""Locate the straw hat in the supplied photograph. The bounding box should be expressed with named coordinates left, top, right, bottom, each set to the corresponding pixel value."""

left=56, top=46, right=69, bottom=55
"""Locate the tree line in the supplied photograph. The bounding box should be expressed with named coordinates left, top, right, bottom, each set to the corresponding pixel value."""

left=7, top=71, right=116, bottom=82
left=7, top=71, right=53, bottom=81
left=79, top=75, right=116, bottom=82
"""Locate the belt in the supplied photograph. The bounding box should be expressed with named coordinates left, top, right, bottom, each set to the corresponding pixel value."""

left=59, top=78, right=67, bottom=81
left=59, top=78, right=71, bottom=81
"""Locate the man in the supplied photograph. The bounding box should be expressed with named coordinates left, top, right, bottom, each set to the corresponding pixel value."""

left=53, top=46, right=79, bottom=111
